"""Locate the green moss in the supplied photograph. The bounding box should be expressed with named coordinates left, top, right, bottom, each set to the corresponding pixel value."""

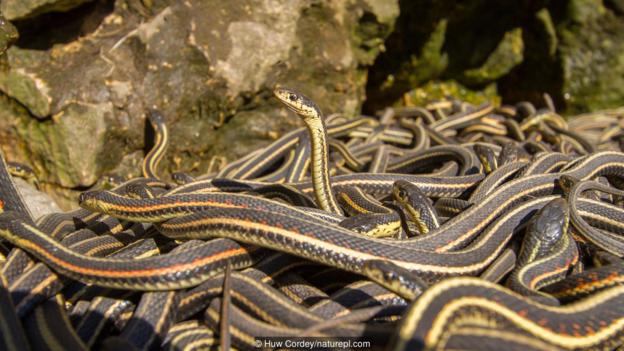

left=1, top=0, right=92, bottom=21
left=0, top=94, right=32, bottom=163
left=362, top=0, right=399, bottom=25
left=387, top=19, right=448, bottom=91
left=460, top=27, right=524, bottom=85
left=15, top=102, right=119, bottom=188
left=557, top=0, right=624, bottom=112
left=400, top=80, right=500, bottom=107
left=0, top=14, right=18, bottom=56
left=352, top=1, right=399, bottom=66
left=535, top=8, right=557, bottom=57
left=0, top=69, right=51, bottom=117
left=567, top=0, right=606, bottom=23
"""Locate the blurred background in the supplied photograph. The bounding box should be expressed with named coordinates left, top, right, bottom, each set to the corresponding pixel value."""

left=0, top=0, right=622, bottom=209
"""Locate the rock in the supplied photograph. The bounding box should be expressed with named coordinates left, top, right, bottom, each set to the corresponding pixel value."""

left=535, top=8, right=558, bottom=57
left=400, top=81, right=500, bottom=108
left=16, top=101, right=118, bottom=188
left=364, top=1, right=532, bottom=112
left=497, top=8, right=561, bottom=105
left=605, top=0, right=624, bottom=14
left=14, top=178, right=62, bottom=219
left=391, top=19, right=449, bottom=91
left=459, top=27, right=524, bottom=85
left=0, top=13, right=18, bottom=55
left=556, top=0, right=624, bottom=113
left=1, top=0, right=92, bottom=21
left=365, top=1, right=624, bottom=113
left=0, top=0, right=399, bottom=208
left=0, top=55, right=53, bottom=118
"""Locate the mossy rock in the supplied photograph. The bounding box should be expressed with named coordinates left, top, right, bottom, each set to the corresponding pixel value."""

left=557, top=0, right=624, bottom=113
left=1, top=0, right=92, bottom=21
left=399, top=81, right=500, bottom=108
left=0, top=0, right=399, bottom=209
left=365, top=1, right=624, bottom=114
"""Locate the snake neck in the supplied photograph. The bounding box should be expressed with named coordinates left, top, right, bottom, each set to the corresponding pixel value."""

left=143, top=119, right=168, bottom=180
left=305, top=118, right=342, bottom=215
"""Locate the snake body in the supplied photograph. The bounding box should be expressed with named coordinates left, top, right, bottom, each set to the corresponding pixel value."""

left=2, top=86, right=624, bottom=350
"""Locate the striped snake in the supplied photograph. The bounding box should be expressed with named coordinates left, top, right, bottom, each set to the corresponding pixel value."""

left=1, top=89, right=624, bottom=350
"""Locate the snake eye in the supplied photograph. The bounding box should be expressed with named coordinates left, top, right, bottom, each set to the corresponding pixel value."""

left=288, top=94, right=297, bottom=101
left=384, top=271, right=396, bottom=281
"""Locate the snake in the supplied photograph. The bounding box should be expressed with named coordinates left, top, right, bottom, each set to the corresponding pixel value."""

left=506, top=197, right=578, bottom=305
left=0, top=212, right=261, bottom=290
left=392, top=180, right=440, bottom=235
left=273, top=87, right=343, bottom=215
left=142, top=109, right=169, bottom=181
left=3, top=82, right=624, bottom=351
left=391, top=277, right=624, bottom=351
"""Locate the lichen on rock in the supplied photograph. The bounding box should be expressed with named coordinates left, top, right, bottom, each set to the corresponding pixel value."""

left=460, top=27, right=524, bottom=86
left=0, top=0, right=399, bottom=208
left=1, top=0, right=92, bottom=21
left=557, top=0, right=624, bottom=113
left=0, top=13, right=18, bottom=55
left=364, top=1, right=624, bottom=114
left=400, top=80, right=500, bottom=108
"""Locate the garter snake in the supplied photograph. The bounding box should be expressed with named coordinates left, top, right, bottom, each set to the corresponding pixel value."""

left=392, top=180, right=440, bottom=235
left=4, top=80, right=624, bottom=351
left=563, top=175, right=624, bottom=256
left=74, top=296, right=134, bottom=347
left=0, top=213, right=261, bottom=290
left=6, top=162, right=38, bottom=188
left=391, top=277, right=624, bottom=351
left=506, top=198, right=578, bottom=305
left=543, top=260, right=624, bottom=302
left=337, top=186, right=401, bottom=238
left=222, top=117, right=378, bottom=180
left=0, top=275, right=29, bottom=351
left=386, top=145, right=480, bottom=175
left=157, top=196, right=557, bottom=280
left=274, top=87, right=342, bottom=214
left=0, top=151, right=33, bottom=220
left=83, top=151, right=624, bottom=260
left=120, top=290, right=178, bottom=350
left=142, top=109, right=168, bottom=181
left=479, top=248, right=516, bottom=283
left=429, top=103, right=494, bottom=132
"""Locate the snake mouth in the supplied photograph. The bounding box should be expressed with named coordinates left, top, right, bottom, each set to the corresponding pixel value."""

left=273, top=87, right=321, bottom=119
left=78, top=190, right=103, bottom=211
left=274, top=88, right=303, bottom=111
